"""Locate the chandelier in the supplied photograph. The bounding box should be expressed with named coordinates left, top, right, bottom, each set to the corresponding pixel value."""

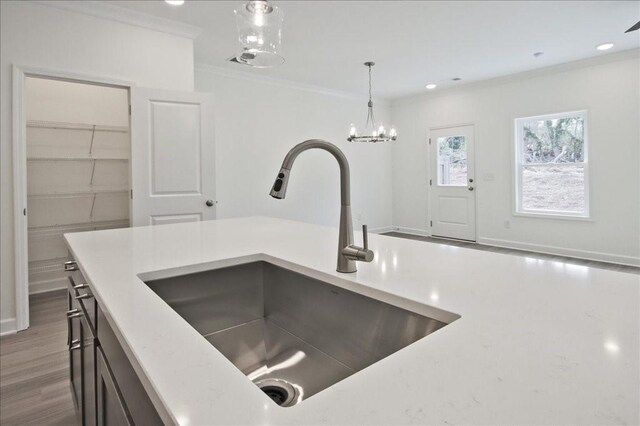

left=234, top=0, right=284, bottom=68
left=348, top=62, right=397, bottom=143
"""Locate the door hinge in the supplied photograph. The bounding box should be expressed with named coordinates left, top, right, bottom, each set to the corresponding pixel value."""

left=128, top=104, right=132, bottom=115
left=430, top=220, right=433, bottom=227
left=428, top=138, right=431, bottom=145
left=130, top=189, right=133, bottom=199
left=23, top=208, right=27, bottom=216
left=429, top=179, right=432, bottom=186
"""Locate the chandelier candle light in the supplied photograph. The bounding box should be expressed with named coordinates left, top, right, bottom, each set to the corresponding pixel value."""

left=348, top=62, right=397, bottom=143
left=234, top=0, right=284, bottom=68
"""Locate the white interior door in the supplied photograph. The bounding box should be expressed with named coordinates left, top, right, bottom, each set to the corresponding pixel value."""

left=429, top=125, right=476, bottom=241
left=131, top=88, right=216, bottom=226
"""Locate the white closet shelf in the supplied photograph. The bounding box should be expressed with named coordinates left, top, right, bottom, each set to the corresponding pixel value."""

left=27, top=120, right=128, bottom=133
left=27, top=157, right=129, bottom=161
left=28, top=219, right=129, bottom=233
left=28, top=189, right=129, bottom=198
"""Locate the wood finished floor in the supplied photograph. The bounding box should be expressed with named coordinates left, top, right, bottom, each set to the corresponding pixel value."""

left=0, top=290, right=78, bottom=426
left=382, top=232, right=640, bottom=275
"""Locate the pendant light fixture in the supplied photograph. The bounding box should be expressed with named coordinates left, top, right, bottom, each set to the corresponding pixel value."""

left=234, top=0, right=284, bottom=68
left=348, top=62, right=397, bottom=143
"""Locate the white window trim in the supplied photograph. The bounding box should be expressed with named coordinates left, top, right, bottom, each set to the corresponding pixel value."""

left=514, top=110, right=590, bottom=220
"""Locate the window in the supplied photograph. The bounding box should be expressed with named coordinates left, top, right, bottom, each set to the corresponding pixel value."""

left=437, top=135, right=467, bottom=186
left=515, top=111, right=589, bottom=218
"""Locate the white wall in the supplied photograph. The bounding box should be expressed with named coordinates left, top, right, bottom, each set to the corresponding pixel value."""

left=26, top=77, right=130, bottom=127
left=195, top=66, right=394, bottom=231
left=1, top=1, right=195, bottom=333
left=391, top=52, right=640, bottom=265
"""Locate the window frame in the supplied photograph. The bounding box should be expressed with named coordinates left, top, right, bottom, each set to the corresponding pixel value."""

left=514, top=110, right=590, bottom=220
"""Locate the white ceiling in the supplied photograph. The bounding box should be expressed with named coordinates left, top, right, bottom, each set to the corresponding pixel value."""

left=109, top=1, right=640, bottom=100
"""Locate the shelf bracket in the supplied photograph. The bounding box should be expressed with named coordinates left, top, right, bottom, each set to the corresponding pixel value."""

left=89, top=193, right=97, bottom=220
left=88, top=125, right=96, bottom=157
left=89, top=160, right=96, bottom=187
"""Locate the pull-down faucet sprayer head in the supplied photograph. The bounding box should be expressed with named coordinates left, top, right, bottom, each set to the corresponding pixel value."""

left=270, top=168, right=290, bottom=199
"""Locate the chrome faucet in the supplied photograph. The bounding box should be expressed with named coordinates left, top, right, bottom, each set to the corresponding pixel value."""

left=270, top=139, right=374, bottom=273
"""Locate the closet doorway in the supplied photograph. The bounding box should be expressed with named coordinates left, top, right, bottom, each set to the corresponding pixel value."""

left=24, top=77, right=130, bottom=298
left=14, top=67, right=217, bottom=331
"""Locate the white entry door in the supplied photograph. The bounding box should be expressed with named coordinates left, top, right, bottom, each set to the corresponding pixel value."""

left=131, top=88, right=216, bottom=226
left=429, top=125, right=476, bottom=241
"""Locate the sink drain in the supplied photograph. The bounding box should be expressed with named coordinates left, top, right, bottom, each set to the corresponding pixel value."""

left=256, top=379, right=297, bottom=407
left=262, top=385, right=288, bottom=405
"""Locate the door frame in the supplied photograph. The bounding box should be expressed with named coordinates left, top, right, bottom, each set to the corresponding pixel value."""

left=426, top=122, right=478, bottom=242
left=12, top=64, right=135, bottom=331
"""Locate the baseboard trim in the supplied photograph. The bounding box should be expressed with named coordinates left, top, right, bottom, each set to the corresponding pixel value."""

left=477, top=237, right=640, bottom=267
left=368, top=226, right=396, bottom=234
left=0, top=318, right=17, bottom=337
left=29, top=278, right=67, bottom=295
left=393, top=226, right=431, bottom=237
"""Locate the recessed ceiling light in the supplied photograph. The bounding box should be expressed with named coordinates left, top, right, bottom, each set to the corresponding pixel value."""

left=452, top=77, right=461, bottom=81
left=596, top=43, right=614, bottom=51
left=425, top=83, right=437, bottom=90
left=165, top=0, right=185, bottom=5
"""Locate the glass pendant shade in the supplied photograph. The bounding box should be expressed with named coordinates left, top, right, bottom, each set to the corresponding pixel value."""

left=348, top=62, right=397, bottom=143
left=234, top=1, right=284, bottom=68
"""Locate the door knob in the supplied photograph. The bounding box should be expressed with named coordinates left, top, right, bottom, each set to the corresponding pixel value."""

left=468, top=186, right=474, bottom=191
left=205, top=200, right=214, bottom=207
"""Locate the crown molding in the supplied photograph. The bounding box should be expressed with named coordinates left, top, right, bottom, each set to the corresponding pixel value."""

left=392, top=48, right=640, bottom=106
left=34, top=1, right=202, bottom=40
left=195, top=62, right=391, bottom=107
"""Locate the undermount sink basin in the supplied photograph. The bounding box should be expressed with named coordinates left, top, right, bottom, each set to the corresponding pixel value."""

left=144, top=261, right=456, bottom=407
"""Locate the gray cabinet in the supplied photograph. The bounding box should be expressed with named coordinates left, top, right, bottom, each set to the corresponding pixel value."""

left=96, top=348, right=133, bottom=426
left=96, top=306, right=162, bottom=425
left=66, top=260, right=161, bottom=426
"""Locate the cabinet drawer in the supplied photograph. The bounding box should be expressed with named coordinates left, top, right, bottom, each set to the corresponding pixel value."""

left=97, top=306, right=162, bottom=425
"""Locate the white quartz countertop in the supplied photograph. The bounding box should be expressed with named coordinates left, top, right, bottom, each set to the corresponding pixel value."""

left=64, top=217, right=639, bottom=425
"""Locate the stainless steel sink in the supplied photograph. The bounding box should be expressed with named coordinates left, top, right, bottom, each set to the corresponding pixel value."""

left=144, top=261, right=456, bottom=407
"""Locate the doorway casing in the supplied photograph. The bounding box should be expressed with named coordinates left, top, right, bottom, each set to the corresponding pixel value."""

left=12, top=64, right=134, bottom=331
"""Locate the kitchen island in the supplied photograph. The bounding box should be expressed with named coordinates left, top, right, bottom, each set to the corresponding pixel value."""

left=64, top=216, right=639, bottom=425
